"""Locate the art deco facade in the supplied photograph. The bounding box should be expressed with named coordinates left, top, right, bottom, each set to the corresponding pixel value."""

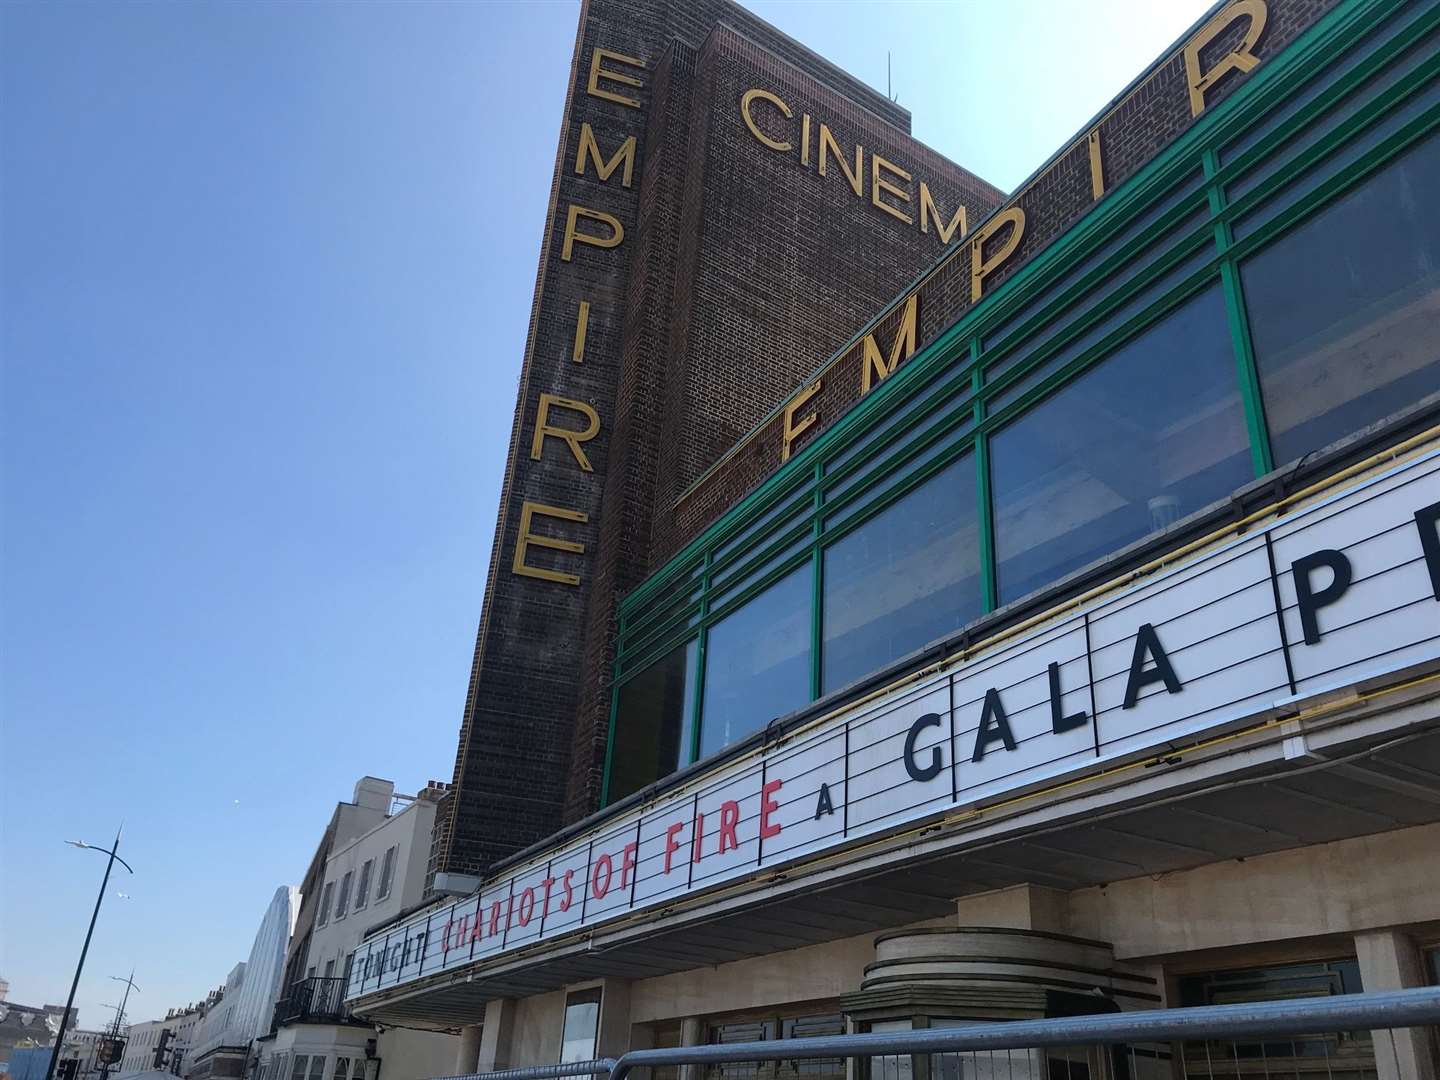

left=353, top=3, right=1440, bottom=1080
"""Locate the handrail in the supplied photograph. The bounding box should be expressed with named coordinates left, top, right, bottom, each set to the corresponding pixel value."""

left=433, top=987, right=1440, bottom=1080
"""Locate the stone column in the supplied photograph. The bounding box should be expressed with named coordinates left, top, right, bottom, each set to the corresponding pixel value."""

left=454, top=1025, right=484, bottom=1076
left=678, top=1016, right=705, bottom=1080
left=477, top=999, right=518, bottom=1072
left=1355, top=930, right=1437, bottom=1080
left=595, top=980, right=634, bottom=1061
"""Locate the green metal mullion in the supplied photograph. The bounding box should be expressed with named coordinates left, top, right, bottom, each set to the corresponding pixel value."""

left=977, top=226, right=1215, bottom=410
left=1217, top=51, right=1440, bottom=233
left=1227, top=101, right=1440, bottom=265
left=1205, top=149, right=1274, bottom=478
left=821, top=362, right=976, bottom=496
left=1207, top=1, right=1440, bottom=194
left=976, top=185, right=1209, bottom=373
left=822, top=392, right=975, bottom=516
left=616, top=0, right=1402, bottom=637
left=600, top=672, right=621, bottom=807
left=979, top=270, right=1218, bottom=437
left=972, top=348, right=997, bottom=614
left=809, top=461, right=824, bottom=701
left=689, top=552, right=712, bottom=766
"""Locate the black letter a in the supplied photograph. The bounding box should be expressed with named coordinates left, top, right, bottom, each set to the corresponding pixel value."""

left=1122, top=623, right=1182, bottom=709
left=814, top=782, right=835, bottom=819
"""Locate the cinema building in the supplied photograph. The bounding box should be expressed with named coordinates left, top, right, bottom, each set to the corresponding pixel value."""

left=351, top=0, right=1440, bottom=1078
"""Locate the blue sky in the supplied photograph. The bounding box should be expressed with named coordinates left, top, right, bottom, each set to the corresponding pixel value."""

left=1, top=0, right=1208, bottom=1022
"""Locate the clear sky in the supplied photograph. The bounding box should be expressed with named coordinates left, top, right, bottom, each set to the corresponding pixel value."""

left=1, top=0, right=1209, bottom=1023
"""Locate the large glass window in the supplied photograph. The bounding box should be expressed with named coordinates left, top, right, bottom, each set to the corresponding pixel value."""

left=559, top=989, right=603, bottom=1064
left=1242, top=129, right=1440, bottom=466
left=609, top=640, right=698, bottom=803
left=822, top=457, right=981, bottom=694
left=991, top=284, right=1251, bottom=604
left=700, top=564, right=811, bottom=759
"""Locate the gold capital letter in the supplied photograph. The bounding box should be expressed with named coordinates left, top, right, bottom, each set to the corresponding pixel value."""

left=1087, top=129, right=1105, bottom=200
left=562, top=204, right=624, bottom=261
left=781, top=381, right=822, bottom=464
left=871, top=154, right=913, bottom=225
left=740, top=88, right=792, bottom=152
left=513, top=501, right=589, bottom=586
left=1184, top=0, right=1267, bottom=117
left=587, top=47, right=645, bottom=108
left=575, top=123, right=636, bottom=188
left=919, top=182, right=967, bottom=245
left=572, top=300, right=590, bottom=364
left=861, top=294, right=918, bottom=395
left=970, top=206, right=1026, bottom=302
left=530, top=393, right=601, bottom=472
left=819, top=124, right=863, bottom=197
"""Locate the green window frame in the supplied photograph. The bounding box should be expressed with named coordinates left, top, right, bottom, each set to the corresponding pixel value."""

left=602, top=0, right=1440, bottom=807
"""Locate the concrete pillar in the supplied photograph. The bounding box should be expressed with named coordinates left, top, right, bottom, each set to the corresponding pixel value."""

left=955, top=884, right=1069, bottom=932
left=595, top=979, right=634, bottom=1060
left=477, top=999, right=518, bottom=1072
left=678, top=1016, right=705, bottom=1080
left=454, top=1024, right=484, bottom=1076
left=1354, top=929, right=1437, bottom=1080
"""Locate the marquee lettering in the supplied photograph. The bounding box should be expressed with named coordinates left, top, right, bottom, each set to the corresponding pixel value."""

left=353, top=463, right=1440, bottom=998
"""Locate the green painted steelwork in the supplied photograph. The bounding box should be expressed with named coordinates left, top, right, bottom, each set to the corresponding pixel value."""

left=601, top=0, right=1439, bottom=805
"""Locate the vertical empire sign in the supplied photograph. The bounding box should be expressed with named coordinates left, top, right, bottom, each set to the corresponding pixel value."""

left=513, top=46, right=646, bottom=585
left=437, top=17, right=655, bottom=875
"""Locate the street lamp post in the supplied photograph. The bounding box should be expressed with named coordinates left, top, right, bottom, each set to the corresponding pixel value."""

left=46, top=828, right=134, bottom=1080
left=99, top=974, right=140, bottom=1080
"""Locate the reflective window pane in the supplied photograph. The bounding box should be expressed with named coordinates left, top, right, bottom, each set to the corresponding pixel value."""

left=822, top=457, right=981, bottom=694
left=608, top=639, right=698, bottom=803
left=700, top=564, right=811, bottom=759
left=992, top=284, right=1250, bottom=604
left=559, top=990, right=602, bottom=1064
left=1242, top=129, right=1440, bottom=465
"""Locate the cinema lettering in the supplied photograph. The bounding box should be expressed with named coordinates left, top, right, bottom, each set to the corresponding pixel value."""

left=352, top=450, right=1440, bottom=995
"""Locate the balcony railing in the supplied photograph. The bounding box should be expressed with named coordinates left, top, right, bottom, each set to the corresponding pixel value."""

left=272, top=977, right=364, bottom=1029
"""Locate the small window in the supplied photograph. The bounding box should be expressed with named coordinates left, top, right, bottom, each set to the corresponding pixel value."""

left=334, top=871, right=354, bottom=919
left=376, top=846, right=397, bottom=901
left=333, top=1060, right=350, bottom=1080
left=559, top=988, right=603, bottom=1064
left=291, top=1056, right=310, bottom=1080
left=354, top=859, right=374, bottom=910
left=323, top=959, right=335, bottom=979
left=316, top=882, right=335, bottom=928
left=308, top=1057, right=325, bottom=1080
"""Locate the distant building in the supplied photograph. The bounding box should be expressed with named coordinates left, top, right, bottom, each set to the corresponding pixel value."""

left=0, top=997, right=66, bottom=1072
left=119, top=1019, right=168, bottom=1074
left=256, top=779, right=454, bottom=1080
left=187, top=887, right=297, bottom=1080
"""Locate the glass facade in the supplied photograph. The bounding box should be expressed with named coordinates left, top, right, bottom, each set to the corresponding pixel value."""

left=603, top=1, right=1440, bottom=804
left=699, top=565, right=811, bottom=759
left=991, top=285, right=1250, bottom=603
left=609, top=639, right=697, bottom=803
left=822, top=455, right=980, bottom=693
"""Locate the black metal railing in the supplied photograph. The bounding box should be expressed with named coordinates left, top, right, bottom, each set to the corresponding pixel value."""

left=272, top=977, right=363, bottom=1028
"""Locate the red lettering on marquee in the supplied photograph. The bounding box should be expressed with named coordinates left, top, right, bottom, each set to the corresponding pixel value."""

left=518, top=886, right=535, bottom=926
left=620, top=841, right=638, bottom=888
left=663, top=821, right=685, bottom=873
left=592, top=852, right=614, bottom=899
left=760, top=778, right=783, bottom=840
left=692, top=812, right=705, bottom=863
left=489, top=900, right=503, bottom=936
left=560, top=869, right=575, bottom=911
left=718, top=800, right=740, bottom=853
left=541, top=876, right=556, bottom=916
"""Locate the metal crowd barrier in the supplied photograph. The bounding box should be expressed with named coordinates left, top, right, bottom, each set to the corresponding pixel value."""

left=437, top=986, right=1440, bottom=1080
